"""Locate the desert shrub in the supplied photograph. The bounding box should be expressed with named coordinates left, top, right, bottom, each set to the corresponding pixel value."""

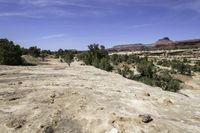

left=157, top=59, right=171, bottom=67
left=21, top=47, right=51, bottom=60
left=28, top=46, right=41, bottom=57
left=113, top=55, right=180, bottom=92
left=21, top=47, right=29, bottom=55
left=137, top=59, right=155, bottom=78
left=83, top=52, right=93, bottom=65
left=76, top=53, right=86, bottom=61
left=99, top=58, right=113, bottom=71
left=196, top=60, right=200, bottom=66
left=171, top=60, right=191, bottom=75
left=55, top=49, right=64, bottom=58
left=138, top=76, right=153, bottom=85
left=127, top=54, right=140, bottom=64
left=41, top=50, right=53, bottom=61
left=156, top=70, right=180, bottom=92
left=166, top=80, right=180, bottom=92
left=0, top=39, right=22, bottom=65
left=192, top=61, right=200, bottom=72
left=183, top=58, right=188, bottom=63
left=41, top=50, right=52, bottom=57
left=138, top=76, right=158, bottom=86
left=78, top=44, right=112, bottom=71
left=110, top=54, right=121, bottom=65
left=121, top=54, right=129, bottom=62
left=118, top=65, right=133, bottom=78
left=64, top=52, right=75, bottom=66
left=55, top=49, right=77, bottom=59
left=110, top=54, right=140, bottom=65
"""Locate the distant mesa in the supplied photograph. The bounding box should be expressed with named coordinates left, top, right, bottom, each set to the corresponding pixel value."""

left=154, top=37, right=174, bottom=47
left=108, top=37, right=200, bottom=52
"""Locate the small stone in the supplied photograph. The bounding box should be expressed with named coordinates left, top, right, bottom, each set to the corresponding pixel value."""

left=18, top=81, right=23, bottom=85
left=139, top=114, right=153, bottom=123
left=9, top=97, right=20, bottom=101
left=145, top=93, right=150, bottom=96
left=163, top=98, right=173, bottom=106
left=100, top=107, right=104, bottom=110
left=111, top=120, right=115, bottom=124
left=44, top=126, right=54, bottom=133
left=15, top=125, right=22, bottom=129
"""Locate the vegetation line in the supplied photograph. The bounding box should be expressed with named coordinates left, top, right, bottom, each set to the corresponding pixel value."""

left=1, top=39, right=200, bottom=92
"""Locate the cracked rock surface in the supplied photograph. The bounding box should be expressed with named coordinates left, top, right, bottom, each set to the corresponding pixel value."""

left=0, top=59, right=200, bottom=133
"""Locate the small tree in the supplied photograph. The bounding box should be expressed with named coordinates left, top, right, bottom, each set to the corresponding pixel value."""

left=118, top=65, right=132, bottom=78
left=28, top=46, right=41, bottom=57
left=0, top=39, right=22, bottom=65
left=137, top=59, right=155, bottom=78
left=110, top=54, right=120, bottom=65
left=64, top=52, right=74, bottom=66
left=99, top=57, right=113, bottom=71
left=156, top=70, right=180, bottom=92
left=167, top=80, right=180, bottom=92
left=78, top=44, right=112, bottom=71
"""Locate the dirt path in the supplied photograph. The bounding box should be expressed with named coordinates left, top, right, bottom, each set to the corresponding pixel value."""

left=0, top=59, right=200, bottom=133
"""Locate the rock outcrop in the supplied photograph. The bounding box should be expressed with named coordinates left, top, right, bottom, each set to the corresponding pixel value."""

left=154, top=37, right=175, bottom=47
left=0, top=59, right=200, bottom=132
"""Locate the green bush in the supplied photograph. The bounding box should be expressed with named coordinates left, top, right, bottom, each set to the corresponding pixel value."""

left=64, top=52, right=75, bottom=66
left=99, top=58, right=113, bottom=71
left=138, top=76, right=158, bottom=86
left=137, top=59, right=155, bottom=78
left=21, top=47, right=29, bottom=55
left=55, top=49, right=64, bottom=58
left=166, top=80, right=180, bottom=92
left=156, top=70, right=180, bottom=92
left=171, top=60, right=191, bottom=75
left=77, top=44, right=112, bottom=71
left=127, top=54, right=140, bottom=64
left=118, top=65, right=133, bottom=78
left=192, top=61, right=200, bottom=72
left=28, top=46, right=41, bottom=58
left=157, top=59, right=171, bottom=67
left=110, top=54, right=139, bottom=65
left=0, top=39, right=22, bottom=65
left=110, top=54, right=120, bottom=65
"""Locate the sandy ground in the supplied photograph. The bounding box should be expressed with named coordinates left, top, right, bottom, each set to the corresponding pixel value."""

left=0, top=59, right=200, bottom=133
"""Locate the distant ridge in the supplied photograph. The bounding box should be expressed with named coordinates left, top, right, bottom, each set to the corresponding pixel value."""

left=108, top=37, right=200, bottom=52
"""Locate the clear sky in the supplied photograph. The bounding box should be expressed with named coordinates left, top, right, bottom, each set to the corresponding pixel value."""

left=0, top=0, right=200, bottom=50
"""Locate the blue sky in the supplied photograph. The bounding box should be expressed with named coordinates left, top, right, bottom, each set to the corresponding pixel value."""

left=0, top=0, right=200, bottom=50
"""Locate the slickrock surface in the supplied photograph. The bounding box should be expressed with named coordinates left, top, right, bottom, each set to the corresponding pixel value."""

left=0, top=59, right=200, bottom=133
